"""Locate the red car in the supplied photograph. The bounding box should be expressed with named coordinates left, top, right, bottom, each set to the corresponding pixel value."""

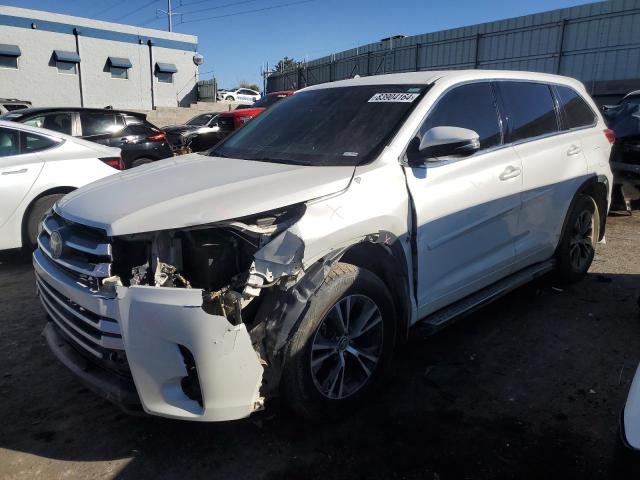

left=216, top=90, right=295, bottom=136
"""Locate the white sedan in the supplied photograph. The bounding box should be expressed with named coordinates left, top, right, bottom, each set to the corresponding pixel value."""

left=0, top=120, right=122, bottom=251
left=219, top=88, right=261, bottom=104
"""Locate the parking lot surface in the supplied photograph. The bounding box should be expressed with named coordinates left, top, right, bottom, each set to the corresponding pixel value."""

left=0, top=214, right=639, bottom=480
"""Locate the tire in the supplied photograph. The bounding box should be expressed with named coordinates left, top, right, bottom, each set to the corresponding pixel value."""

left=25, top=194, right=64, bottom=251
left=225, top=95, right=234, bottom=101
left=131, top=157, right=153, bottom=168
left=282, top=262, right=396, bottom=420
left=555, top=193, right=600, bottom=283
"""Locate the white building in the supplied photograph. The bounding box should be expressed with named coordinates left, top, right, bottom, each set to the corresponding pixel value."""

left=0, top=5, right=200, bottom=110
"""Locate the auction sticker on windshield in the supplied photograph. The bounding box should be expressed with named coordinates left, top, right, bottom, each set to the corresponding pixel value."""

left=368, top=93, right=420, bottom=103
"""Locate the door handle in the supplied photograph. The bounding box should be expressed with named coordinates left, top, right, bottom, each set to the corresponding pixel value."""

left=499, top=165, right=521, bottom=181
left=2, top=168, right=27, bottom=175
left=567, top=145, right=582, bottom=156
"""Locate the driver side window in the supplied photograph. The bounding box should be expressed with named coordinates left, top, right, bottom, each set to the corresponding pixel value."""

left=420, top=82, right=502, bottom=151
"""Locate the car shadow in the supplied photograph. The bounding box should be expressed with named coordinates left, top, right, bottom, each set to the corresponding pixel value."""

left=1, top=270, right=639, bottom=479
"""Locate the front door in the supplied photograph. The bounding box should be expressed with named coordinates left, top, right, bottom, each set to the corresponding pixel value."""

left=403, top=82, right=522, bottom=317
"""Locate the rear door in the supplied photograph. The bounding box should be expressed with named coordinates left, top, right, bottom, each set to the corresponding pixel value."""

left=404, top=81, right=523, bottom=316
left=496, top=81, right=589, bottom=270
left=0, top=127, right=48, bottom=230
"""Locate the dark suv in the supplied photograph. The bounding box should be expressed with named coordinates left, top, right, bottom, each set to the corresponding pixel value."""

left=0, top=108, right=173, bottom=168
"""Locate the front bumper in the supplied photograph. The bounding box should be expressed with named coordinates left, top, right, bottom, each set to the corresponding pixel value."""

left=34, top=249, right=264, bottom=422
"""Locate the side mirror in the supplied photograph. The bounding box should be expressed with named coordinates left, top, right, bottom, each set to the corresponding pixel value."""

left=410, top=126, right=480, bottom=164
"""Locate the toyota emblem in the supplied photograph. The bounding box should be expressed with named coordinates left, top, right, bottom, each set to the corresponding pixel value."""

left=49, top=230, right=63, bottom=259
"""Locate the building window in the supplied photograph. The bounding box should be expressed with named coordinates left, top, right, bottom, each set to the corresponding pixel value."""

left=108, top=56, right=132, bottom=80
left=53, top=50, right=80, bottom=75
left=0, top=44, right=21, bottom=69
left=57, top=60, right=77, bottom=74
left=157, top=71, right=173, bottom=83
left=155, top=62, right=177, bottom=84
left=0, top=55, right=17, bottom=69
left=111, top=66, right=128, bottom=79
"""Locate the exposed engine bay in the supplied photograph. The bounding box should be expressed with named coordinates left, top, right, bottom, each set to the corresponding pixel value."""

left=105, top=204, right=307, bottom=328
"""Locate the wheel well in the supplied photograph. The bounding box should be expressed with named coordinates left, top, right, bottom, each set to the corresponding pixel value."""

left=21, top=187, right=75, bottom=244
left=340, top=239, right=412, bottom=342
left=578, top=177, right=609, bottom=240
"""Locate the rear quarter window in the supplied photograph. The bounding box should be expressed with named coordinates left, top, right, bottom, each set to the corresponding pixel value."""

left=498, top=81, right=559, bottom=142
left=556, top=85, right=596, bottom=129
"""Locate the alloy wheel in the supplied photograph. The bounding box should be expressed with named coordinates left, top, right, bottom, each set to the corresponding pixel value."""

left=310, top=294, right=384, bottom=399
left=569, top=209, right=596, bottom=271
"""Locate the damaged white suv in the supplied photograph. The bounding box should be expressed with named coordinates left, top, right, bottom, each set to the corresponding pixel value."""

left=34, top=70, right=613, bottom=421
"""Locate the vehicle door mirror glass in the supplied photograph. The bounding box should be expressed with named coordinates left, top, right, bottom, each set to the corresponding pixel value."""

left=411, top=126, right=480, bottom=164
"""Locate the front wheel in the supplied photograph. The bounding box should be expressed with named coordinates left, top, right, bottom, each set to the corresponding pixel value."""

left=282, top=263, right=396, bottom=420
left=555, top=194, right=600, bottom=283
left=225, top=95, right=234, bottom=101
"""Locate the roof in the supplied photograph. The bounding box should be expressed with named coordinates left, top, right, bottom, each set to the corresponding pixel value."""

left=1, top=107, right=146, bottom=118
left=0, top=119, right=111, bottom=148
left=301, top=70, right=587, bottom=92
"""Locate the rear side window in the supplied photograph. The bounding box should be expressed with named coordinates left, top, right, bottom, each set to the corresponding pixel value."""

left=23, top=113, right=73, bottom=136
left=0, top=127, right=19, bottom=157
left=124, top=123, right=154, bottom=135
left=556, top=86, right=596, bottom=129
left=419, top=82, right=502, bottom=150
left=20, top=132, right=57, bottom=153
left=498, top=82, right=559, bottom=142
left=80, top=113, right=121, bottom=136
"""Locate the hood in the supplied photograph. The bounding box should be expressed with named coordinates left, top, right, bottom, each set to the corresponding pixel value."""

left=57, top=154, right=355, bottom=236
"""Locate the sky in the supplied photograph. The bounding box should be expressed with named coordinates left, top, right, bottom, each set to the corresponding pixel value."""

left=2, top=0, right=591, bottom=89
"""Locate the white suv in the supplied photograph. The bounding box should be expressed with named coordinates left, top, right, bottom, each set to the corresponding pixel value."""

left=34, top=70, right=613, bottom=422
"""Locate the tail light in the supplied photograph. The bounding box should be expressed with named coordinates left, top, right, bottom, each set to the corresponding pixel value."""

left=147, top=132, right=167, bottom=141
left=604, top=128, right=615, bottom=144
left=99, top=156, right=125, bottom=170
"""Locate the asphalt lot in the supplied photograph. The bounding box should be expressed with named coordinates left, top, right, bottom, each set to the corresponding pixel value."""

left=0, top=214, right=639, bottom=480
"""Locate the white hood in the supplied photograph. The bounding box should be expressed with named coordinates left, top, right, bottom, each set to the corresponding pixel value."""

left=57, top=154, right=354, bottom=236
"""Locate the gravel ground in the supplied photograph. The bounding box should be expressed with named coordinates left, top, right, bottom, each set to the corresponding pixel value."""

left=0, top=214, right=639, bottom=480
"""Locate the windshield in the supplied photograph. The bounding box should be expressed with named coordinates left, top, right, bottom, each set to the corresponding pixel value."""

left=186, top=113, right=215, bottom=126
left=212, top=84, right=428, bottom=166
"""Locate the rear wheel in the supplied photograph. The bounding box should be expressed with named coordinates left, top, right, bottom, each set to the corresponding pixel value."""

left=555, top=194, right=600, bottom=283
left=282, top=263, right=396, bottom=419
left=25, top=194, right=64, bottom=251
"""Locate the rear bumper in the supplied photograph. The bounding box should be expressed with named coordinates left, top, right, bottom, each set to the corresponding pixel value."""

left=34, top=249, right=264, bottom=422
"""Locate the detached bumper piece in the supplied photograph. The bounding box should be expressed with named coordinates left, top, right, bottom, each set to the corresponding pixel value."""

left=35, top=248, right=265, bottom=422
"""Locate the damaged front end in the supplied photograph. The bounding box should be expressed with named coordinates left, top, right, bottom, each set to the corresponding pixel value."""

left=108, top=203, right=306, bottom=323
left=35, top=203, right=308, bottom=421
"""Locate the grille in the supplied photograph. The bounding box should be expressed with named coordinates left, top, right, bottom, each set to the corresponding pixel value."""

left=38, top=211, right=112, bottom=287
left=36, top=275, right=123, bottom=357
left=36, top=211, right=129, bottom=375
left=217, top=115, right=235, bottom=132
